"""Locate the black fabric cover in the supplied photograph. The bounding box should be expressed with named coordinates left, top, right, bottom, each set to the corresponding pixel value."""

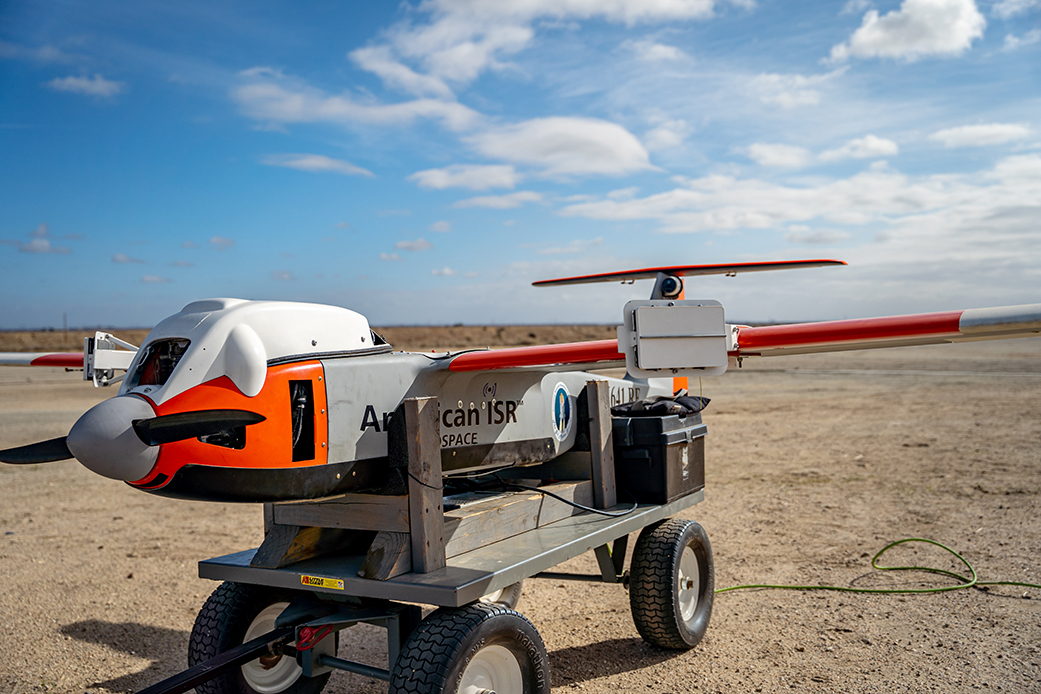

left=611, top=395, right=710, bottom=418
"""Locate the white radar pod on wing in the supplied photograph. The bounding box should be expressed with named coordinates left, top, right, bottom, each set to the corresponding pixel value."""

left=617, top=300, right=729, bottom=378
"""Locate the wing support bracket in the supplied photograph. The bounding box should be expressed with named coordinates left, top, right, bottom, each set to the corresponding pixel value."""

left=85, top=332, right=139, bottom=387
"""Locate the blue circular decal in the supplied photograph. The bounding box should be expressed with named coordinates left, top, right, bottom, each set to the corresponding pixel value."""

left=552, top=383, right=572, bottom=441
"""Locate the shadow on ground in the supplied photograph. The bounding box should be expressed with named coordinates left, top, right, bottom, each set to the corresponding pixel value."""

left=549, top=637, right=681, bottom=684
left=60, top=620, right=190, bottom=693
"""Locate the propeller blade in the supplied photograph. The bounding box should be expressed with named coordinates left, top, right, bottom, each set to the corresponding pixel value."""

left=0, top=437, right=74, bottom=464
left=132, top=409, right=266, bottom=446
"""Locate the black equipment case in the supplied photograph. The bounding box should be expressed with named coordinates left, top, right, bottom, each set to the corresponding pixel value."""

left=612, top=413, right=707, bottom=503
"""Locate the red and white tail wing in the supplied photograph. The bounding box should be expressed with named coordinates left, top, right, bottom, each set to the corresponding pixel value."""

left=732, top=303, right=1041, bottom=357
left=0, top=352, right=84, bottom=368
left=533, top=259, right=846, bottom=286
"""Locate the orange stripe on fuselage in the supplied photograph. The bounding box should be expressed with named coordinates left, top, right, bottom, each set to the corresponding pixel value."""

left=130, top=361, right=328, bottom=486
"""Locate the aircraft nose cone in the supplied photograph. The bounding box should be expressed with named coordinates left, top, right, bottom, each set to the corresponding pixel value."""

left=66, top=396, right=159, bottom=481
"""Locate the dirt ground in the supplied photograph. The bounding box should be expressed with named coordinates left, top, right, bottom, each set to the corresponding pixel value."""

left=0, top=331, right=1039, bottom=693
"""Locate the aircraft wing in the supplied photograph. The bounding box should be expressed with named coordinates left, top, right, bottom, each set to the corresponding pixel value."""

left=0, top=352, right=84, bottom=367
left=732, top=303, right=1041, bottom=357
left=448, top=341, right=624, bottom=372
left=448, top=303, right=1041, bottom=372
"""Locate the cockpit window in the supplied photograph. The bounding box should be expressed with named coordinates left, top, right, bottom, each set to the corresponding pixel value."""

left=127, top=339, right=190, bottom=389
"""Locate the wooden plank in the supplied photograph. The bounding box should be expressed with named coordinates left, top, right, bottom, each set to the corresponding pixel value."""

left=272, top=494, right=409, bottom=532
left=405, top=396, right=446, bottom=573
left=359, top=531, right=412, bottom=580
left=443, top=481, right=592, bottom=558
left=250, top=525, right=363, bottom=569
left=586, top=380, right=617, bottom=509
left=263, top=502, right=274, bottom=535
left=358, top=481, right=593, bottom=579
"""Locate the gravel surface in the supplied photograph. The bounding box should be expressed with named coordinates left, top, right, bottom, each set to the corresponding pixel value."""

left=1, top=336, right=1039, bottom=693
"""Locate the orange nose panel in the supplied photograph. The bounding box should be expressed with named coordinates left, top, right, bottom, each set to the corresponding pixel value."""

left=131, top=361, right=328, bottom=486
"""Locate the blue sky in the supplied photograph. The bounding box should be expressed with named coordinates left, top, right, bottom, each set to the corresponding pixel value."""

left=1, top=0, right=1039, bottom=329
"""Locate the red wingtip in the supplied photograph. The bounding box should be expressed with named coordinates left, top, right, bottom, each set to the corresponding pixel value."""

left=30, top=353, right=84, bottom=368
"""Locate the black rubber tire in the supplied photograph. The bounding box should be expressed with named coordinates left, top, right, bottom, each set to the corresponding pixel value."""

left=188, top=582, right=334, bottom=694
left=479, top=581, right=523, bottom=609
left=629, top=518, right=714, bottom=650
left=389, top=602, right=550, bottom=694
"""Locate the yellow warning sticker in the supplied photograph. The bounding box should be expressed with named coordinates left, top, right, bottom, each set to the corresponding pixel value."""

left=300, top=574, right=345, bottom=590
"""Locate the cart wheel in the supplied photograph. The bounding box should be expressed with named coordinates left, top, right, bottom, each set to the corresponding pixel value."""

left=189, top=582, right=337, bottom=694
left=629, top=518, right=714, bottom=650
left=390, top=602, right=550, bottom=694
left=479, top=581, right=523, bottom=609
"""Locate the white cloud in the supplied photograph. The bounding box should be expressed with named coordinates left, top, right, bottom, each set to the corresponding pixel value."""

left=644, top=120, right=690, bottom=151
left=46, top=74, right=125, bottom=97
left=232, top=69, right=481, bottom=132
left=992, top=0, right=1040, bottom=18
left=2, top=223, right=72, bottom=254
left=0, top=40, right=74, bottom=64
left=431, top=267, right=457, bottom=276
left=453, top=191, right=543, bottom=209
left=113, top=253, right=144, bottom=264
left=380, top=252, right=402, bottom=261
left=819, top=134, right=899, bottom=161
left=271, top=271, right=295, bottom=280
left=987, top=153, right=1041, bottom=179
left=785, top=229, right=852, bottom=244
left=262, top=153, right=374, bottom=177
left=430, top=220, right=452, bottom=233
left=396, top=238, right=434, bottom=251
left=537, top=237, right=604, bottom=255
left=750, top=70, right=844, bottom=109
left=141, top=275, right=172, bottom=284
left=349, top=45, right=454, bottom=98
left=747, top=143, right=813, bottom=168
left=830, top=0, right=986, bottom=62
left=557, top=156, right=1041, bottom=252
left=210, top=236, right=234, bottom=250
left=408, top=164, right=520, bottom=190
left=841, top=0, right=873, bottom=14
left=1003, top=29, right=1041, bottom=50
left=16, top=238, right=69, bottom=254
left=622, top=39, right=690, bottom=61
left=181, top=240, right=199, bottom=249
left=356, top=0, right=731, bottom=100
left=467, top=117, right=654, bottom=177
left=607, top=187, right=640, bottom=200
left=929, top=123, right=1032, bottom=147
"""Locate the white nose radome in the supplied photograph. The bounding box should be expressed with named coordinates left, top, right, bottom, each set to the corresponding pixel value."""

left=67, top=396, right=159, bottom=481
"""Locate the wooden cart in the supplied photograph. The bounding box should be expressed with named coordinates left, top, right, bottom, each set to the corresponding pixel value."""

left=137, top=383, right=715, bottom=694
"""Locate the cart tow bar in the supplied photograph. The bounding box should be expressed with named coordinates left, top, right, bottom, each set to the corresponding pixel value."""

left=134, top=625, right=295, bottom=694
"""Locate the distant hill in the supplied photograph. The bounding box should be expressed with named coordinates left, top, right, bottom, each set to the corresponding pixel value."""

left=0, top=325, right=619, bottom=353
